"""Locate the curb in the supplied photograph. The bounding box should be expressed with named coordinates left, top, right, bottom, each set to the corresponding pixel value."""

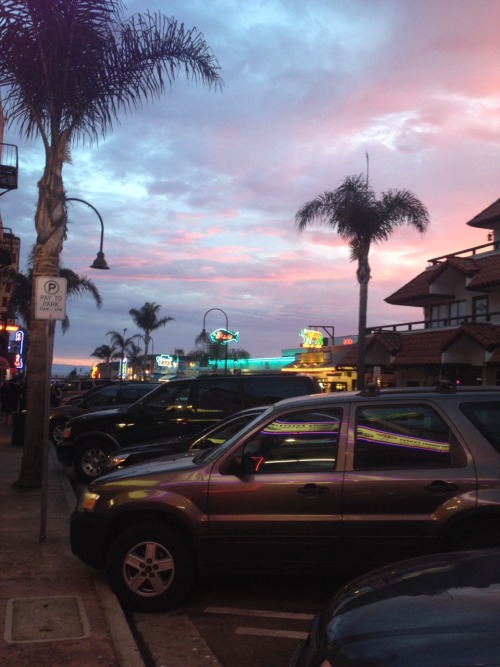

left=51, top=448, right=146, bottom=667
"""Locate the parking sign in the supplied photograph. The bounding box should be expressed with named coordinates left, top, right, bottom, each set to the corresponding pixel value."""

left=35, top=276, right=67, bottom=320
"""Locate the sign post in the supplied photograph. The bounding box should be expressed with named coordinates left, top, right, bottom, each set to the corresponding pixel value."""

left=35, top=277, right=67, bottom=542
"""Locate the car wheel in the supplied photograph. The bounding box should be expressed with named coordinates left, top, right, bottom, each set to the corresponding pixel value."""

left=73, top=440, right=113, bottom=483
left=106, top=523, right=196, bottom=612
left=50, top=420, right=66, bottom=445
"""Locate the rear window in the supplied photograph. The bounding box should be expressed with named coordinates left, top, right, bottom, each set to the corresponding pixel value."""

left=459, top=401, right=500, bottom=454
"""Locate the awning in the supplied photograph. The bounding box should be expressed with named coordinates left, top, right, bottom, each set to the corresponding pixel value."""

left=0, top=356, right=10, bottom=370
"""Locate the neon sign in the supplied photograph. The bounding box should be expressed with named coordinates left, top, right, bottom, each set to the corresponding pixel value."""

left=300, top=328, right=324, bottom=348
left=156, top=354, right=174, bottom=368
left=210, top=328, right=239, bottom=345
left=12, top=330, right=24, bottom=370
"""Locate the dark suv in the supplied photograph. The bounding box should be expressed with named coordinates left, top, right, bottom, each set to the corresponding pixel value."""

left=49, top=381, right=159, bottom=445
left=71, top=384, right=500, bottom=612
left=59, top=373, right=321, bottom=481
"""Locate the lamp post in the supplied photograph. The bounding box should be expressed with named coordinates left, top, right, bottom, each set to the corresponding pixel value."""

left=201, top=308, right=229, bottom=376
left=40, top=196, right=110, bottom=543
left=66, top=197, right=110, bottom=270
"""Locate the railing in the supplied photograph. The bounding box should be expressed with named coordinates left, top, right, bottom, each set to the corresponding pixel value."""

left=367, top=311, right=500, bottom=334
left=428, top=240, right=500, bottom=265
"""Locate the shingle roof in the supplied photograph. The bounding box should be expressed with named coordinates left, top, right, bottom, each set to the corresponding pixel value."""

left=465, top=253, right=500, bottom=290
left=338, top=324, right=500, bottom=367
left=467, top=198, right=500, bottom=229
left=385, top=252, right=500, bottom=305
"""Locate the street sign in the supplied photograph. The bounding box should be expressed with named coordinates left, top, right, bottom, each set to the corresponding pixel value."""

left=35, top=276, right=67, bottom=320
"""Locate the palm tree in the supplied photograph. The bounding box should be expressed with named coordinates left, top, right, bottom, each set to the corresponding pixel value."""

left=127, top=341, right=145, bottom=379
left=0, top=0, right=222, bottom=486
left=129, top=302, right=174, bottom=379
left=90, top=344, right=114, bottom=378
left=106, top=329, right=139, bottom=379
left=295, top=173, right=429, bottom=389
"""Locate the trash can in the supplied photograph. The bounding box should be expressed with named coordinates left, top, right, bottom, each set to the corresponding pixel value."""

left=11, top=411, right=26, bottom=446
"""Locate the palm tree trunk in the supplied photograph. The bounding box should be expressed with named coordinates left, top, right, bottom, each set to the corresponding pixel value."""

left=356, top=252, right=371, bottom=391
left=15, top=145, right=67, bottom=487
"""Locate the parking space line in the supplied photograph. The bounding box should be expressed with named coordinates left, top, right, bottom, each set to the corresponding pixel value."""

left=204, top=606, right=314, bottom=621
left=235, top=627, right=309, bottom=640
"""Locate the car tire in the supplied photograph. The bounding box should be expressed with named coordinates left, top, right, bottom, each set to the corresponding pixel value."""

left=106, top=523, right=196, bottom=612
left=73, top=440, right=113, bottom=483
left=50, top=419, right=66, bottom=445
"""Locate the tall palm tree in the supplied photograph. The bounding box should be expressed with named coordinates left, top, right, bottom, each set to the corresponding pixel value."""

left=0, top=0, right=222, bottom=486
left=129, top=302, right=174, bottom=379
left=295, top=173, right=429, bottom=389
left=106, top=329, right=139, bottom=379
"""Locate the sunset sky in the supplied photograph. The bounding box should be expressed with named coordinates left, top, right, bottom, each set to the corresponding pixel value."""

left=2, top=0, right=500, bottom=370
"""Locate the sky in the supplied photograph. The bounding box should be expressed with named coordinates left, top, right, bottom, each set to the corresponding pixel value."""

left=2, top=0, right=500, bottom=371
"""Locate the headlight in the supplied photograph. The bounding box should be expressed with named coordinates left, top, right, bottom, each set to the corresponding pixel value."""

left=77, top=489, right=100, bottom=512
left=108, top=454, right=128, bottom=469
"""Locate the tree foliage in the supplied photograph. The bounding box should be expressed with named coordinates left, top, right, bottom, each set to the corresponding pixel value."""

left=296, top=173, right=429, bottom=388
left=0, top=0, right=222, bottom=486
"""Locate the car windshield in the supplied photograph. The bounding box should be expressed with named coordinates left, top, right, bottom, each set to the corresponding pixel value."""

left=192, top=406, right=274, bottom=464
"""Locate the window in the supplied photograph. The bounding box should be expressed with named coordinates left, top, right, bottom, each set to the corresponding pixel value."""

left=449, top=300, right=466, bottom=326
left=241, top=408, right=341, bottom=473
left=459, top=401, right=500, bottom=454
left=430, top=304, right=448, bottom=328
left=353, top=404, right=465, bottom=469
left=472, top=295, right=489, bottom=322
left=196, top=380, right=242, bottom=413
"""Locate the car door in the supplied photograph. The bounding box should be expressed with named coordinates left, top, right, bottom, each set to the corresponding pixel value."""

left=110, top=381, right=195, bottom=446
left=208, top=406, right=345, bottom=565
left=341, top=399, right=477, bottom=562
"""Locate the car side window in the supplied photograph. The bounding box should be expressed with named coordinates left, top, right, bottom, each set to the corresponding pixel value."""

left=241, top=409, right=341, bottom=473
left=240, top=377, right=314, bottom=406
left=459, top=401, right=500, bottom=453
left=196, top=381, right=243, bottom=414
left=144, top=383, right=192, bottom=413
left=85, top=385, right=117, bottom=407
left=354, top=403, right=465, bottom=470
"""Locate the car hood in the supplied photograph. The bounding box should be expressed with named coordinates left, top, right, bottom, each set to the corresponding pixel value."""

left=318, top=548, right=500, bottom=667
left=93, top=450, right=199, bottom=485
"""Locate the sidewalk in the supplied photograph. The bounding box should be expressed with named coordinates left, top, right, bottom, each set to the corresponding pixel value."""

left=0, top=421, right=145, bottom=667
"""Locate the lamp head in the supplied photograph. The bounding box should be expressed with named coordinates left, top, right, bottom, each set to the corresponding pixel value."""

left=91, top=251, right=110, bottom=270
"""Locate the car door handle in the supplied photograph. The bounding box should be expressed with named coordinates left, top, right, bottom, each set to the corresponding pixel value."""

left=298, top=484, right=329, bottom=498
left=424, top=480, right=460, bottom=494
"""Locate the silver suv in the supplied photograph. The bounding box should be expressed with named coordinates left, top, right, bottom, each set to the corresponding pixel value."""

left=70, top=384, right=500, bottom=612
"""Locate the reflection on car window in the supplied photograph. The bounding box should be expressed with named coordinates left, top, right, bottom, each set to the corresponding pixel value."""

left=354, top=404, right=465, bottom=470
left=145, top=384, right=192, bottom=413
left=241, top=409, right=341, bottom=473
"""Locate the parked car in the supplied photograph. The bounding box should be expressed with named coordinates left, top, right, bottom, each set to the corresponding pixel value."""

left=49, top=381, right=159, bottom=445
left=71, top=384, right=500, bottom=612
left=290, top=547, right=500, bottom=667
left=60, top=373, right=321, bottom=482
left=59, top=378, right=113, bottom=404
left=105, top=405, right=269, bottom=471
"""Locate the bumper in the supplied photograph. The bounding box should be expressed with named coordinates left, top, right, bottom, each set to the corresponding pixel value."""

left=70, top=510, right=110, bottom=570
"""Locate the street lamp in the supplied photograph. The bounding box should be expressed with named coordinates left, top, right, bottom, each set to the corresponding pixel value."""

left=66, top=197, right=110, bottom=270
left=201, top=308, right=229, bottom=376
